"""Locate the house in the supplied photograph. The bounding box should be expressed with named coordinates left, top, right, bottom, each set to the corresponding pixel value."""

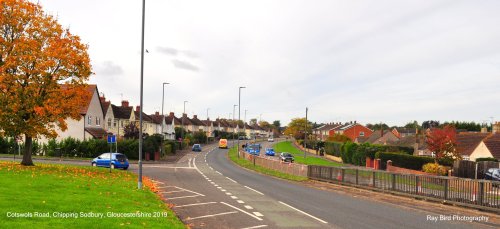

left=456, top=133, right=500, bottom=161
left=392, top=128, right=417, bottom=138
left=329, top=122, right=373, bottom=141
left=39, top=84, right=107, bottom=143
left=494, top=122, right=500, bottom=133
left=178, top=113, right=194, bottom=132
left=244, top=123, right=254, bottom=138
left=202, top=119, right=215, bottom=138
left=190, top=115, right=206, bottom=133
left=149, top=112, right=175, bottom=140
left=313, top=123, right=342, bottom=141
left=107, top=101, right=133, bottom=138
left=165, top=112, right=181, bottom=140
left=130, top=106, right=155, bottom=136
left=363, top=129, right=400, bottom=145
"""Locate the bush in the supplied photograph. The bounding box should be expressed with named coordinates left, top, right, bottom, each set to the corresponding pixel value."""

left=341, top=142, right=357, bottom=164
left=375, top=152, right=434, bottom=171
left=352, top=145, right=367, bottom=166
left=422, top=163, right=448, bottom=176
left=324, top=141, right=343, bottom=157
left=476, top=157, right=498, bottom=162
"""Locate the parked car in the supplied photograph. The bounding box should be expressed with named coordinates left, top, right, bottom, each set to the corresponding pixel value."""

left=192, top=144, right=202, bottom=152
left=280, top=152, right=294, bottom=163
left=267, top=137, right=274, bottom=142
left=265, top=148, right=275, bottom=156
left=485, top=168, right=500, bottom=183
left=91, top=153, right=129, bottom=170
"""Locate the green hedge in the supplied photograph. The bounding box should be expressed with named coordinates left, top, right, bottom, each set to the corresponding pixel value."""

left=476, top=157, right=499, bottom=162
left=375, top=152, right=434, bottom=170
left=324, top=142, right=343, bottom=157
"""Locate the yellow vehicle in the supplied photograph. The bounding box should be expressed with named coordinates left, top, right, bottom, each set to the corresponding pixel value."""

left=219, top=139, right=228, bottom=149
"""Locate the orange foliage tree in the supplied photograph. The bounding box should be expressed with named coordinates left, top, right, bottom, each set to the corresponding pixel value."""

left=426, top=125, right=460, bottom=163
left=0, top=0, right=92, bottom=165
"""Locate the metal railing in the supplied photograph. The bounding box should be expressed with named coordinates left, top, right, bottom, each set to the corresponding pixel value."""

left=308, top=165, right=500, bottom=211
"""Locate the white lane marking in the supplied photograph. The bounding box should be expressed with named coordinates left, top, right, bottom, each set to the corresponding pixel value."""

left=244, top=186, right=264, bottom=195
left=253, top=212, right=264, bottom=217
left=279, top=201, right=328, bottom=224
left=152, top=181, right=164, bottom=184
left=209, top=166, right=213, bottom=170
left=221, top=202, right=263, bottom=221
left=188, top=158, right=192, bottom=168
left=226, top=177, right=237, bottom=183
left=216, top=171, right=222, bottom=175
left=207, top=179, right=212, bottom=182
left=217, top=187, right=222, bottom=189
left=210, top=182, right=215, bottom=184
left=241, top=225, right=268, bottom=229
left=161, top=190, right=185, bottom=194
left=214, top=184, right=219, bottom=187
left=237, top=200, right=245, bottom=204
left=186, top=211, right=238, bottom=220
left=174, top=202, right=217, bottom=208
left=230, top=196, right=238, bottom=199
left=146, top=166, right=196, bottom=169
left=221, top=189, right=227, bottom=192
left=244, top=205, right=253, bottom=210
left=226, top=193, right=232, bottom=195
left=174, top=186, right=205, bottom=196
left=168, top=195, right=200, bottom=200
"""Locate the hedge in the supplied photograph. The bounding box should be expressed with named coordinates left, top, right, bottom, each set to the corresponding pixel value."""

left=324, top=142, right=343, bottom=157
left=375, top=152, right=434, bottom=170
left=476, top=157, right=499, bottom=162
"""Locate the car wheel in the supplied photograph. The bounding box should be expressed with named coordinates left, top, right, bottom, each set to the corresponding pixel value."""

left=92, top=162, right=97, bottom=167
left=123, top=167, right=128, bottom=170
left=111, top=164, right=115, bottom=169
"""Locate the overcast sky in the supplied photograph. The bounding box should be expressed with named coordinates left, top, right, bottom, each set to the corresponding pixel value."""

left=37, top=0, right=500, bottom=126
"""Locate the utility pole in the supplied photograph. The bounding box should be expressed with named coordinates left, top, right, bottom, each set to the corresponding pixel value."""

left=137, top=0, right=146, bottom=190
left=161, top=82, right=169, bottom=156
left=304, top=107, right=308, bottom=159
left=233, top=104, right=237, bottom=147
left=238, top=87, right=245, bottom=157
left=182, top=101, right=188, bottom=149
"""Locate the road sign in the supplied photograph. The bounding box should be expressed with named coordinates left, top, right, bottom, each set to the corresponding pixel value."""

left=107, top=135, right=116, bottom=143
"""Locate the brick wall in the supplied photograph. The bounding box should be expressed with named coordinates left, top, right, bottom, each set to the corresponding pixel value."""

left=386, top=161, right=433, bottom=175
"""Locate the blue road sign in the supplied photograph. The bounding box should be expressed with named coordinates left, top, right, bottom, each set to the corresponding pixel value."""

left=107, top=135, right=116, bottom=143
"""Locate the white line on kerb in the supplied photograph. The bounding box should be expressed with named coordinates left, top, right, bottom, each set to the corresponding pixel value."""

left=244, top=186, right=264, bottom=195
left=226, top=177, right=237, bottom=183
left=220, top=202, right=263, bottom=221
left=241, top=225, right=268, bottom=229
left=278, top=201, right=327, bottom=224
left=186, top=211, right=238, bottom=220
left=174, top=202, right=217, bottom=208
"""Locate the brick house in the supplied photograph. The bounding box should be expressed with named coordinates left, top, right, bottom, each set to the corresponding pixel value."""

left=329, top=122, right=373, bottom=141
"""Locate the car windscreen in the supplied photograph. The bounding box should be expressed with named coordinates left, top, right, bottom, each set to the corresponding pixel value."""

left=116, top=154, right=127, bottom=161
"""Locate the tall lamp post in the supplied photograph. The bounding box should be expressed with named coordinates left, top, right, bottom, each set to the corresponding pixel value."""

left=233, top=104, right=237, bottom=147
left=182, top=101, right=188, bottom=149
left=304, top=107, right=308, bottom=159
left=138, top=0, right=146, bottom=190
left=238, top=87, right=245, bottom=158
left=161, top=82, right=169, bottom=155
left=206, top=108, right=210, bottom=144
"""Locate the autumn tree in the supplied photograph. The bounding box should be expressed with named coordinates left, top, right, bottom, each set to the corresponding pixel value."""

left=124, top=123, right=140, bottom=139
left=0, top=0, right=92, bottom=165
left=426, top=125, right=460, bottom=163
left=284, top=118, right=313, bottom=139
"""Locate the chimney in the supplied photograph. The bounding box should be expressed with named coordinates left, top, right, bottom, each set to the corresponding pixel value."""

left=121, top=100, right=129, bottom=107
left=183, top=113, right=187, bottom=118
left=354, top=120, right=356, bottom=124
left=193, top=115, right=198, bottom=119
left=99, top=96, right=106, bottom=103
left=155, top=111, right=159, bottom=116
left=135, top=106, right=140, bottom=112
left=169, top=112, right=174, bottom=117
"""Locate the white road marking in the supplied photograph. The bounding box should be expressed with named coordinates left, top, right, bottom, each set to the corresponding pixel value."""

left=244, top=205, right=253, bottom=210
left=146, top=166, right=196, bottom=169
left=186, top=211, right=238, bottom=220
left=241, top=225, right=268, bottom=229
left=220, top=202, right=263, bottom=221
left=216, top=171, right=222, bottom=175
left=174, top=202, right=217, bottom=208
left=221, top=189, right=227, bottom=192
left=152, top=181, right=164, bottom=184
left=168, top=195, right=200, bottom=200
left=161, top=190, right=185, bottom=194
left=174, top=186, right=205, bottom=196
left=244, top=186, right=264, bottom=195
left=188, top=158, right=192, bottom=168
left=214, top=184, right=219, bottom=187
left=230, top=196, right=238, bottom=199
left=209, top=166, right=213, bottom=170
left=210, top=182, right=216, bottom=184
left=226, top=193, right=232, bottom=195
left=226, top=177, right=237, bottom=183
left=279, top=201, right=328, bottom=224
left=253, top=212, right=264, bottom=217
left=237, top=200, right=245, bottom=204
left=217, top=187, right=222, bottom=189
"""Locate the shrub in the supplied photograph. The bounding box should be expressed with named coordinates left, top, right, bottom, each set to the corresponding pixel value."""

left=324, top=141, right=343, bottom=157
left=352, top=145, right=366, bottom=166
left=475, top=157, right=498, bottom=162
left=341, top=142, right=357, bottom=164
left=422, top=163, right=448, bottom=176
left=375, top=152, right=434, bottom=171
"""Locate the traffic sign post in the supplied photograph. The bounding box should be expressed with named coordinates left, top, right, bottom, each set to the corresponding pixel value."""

left=107, top=135, right=116, bottom=173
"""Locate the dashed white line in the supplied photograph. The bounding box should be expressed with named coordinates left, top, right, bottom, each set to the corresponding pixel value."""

left=253, top=212, right=264, bottom=217
left=226, top=177, right=237, bottom=183
left=244, top=205, right=253, bottom=210
left=237, top=200, right=245, bottom=204
left=186, top=211, right=238, bottom=220
left=230, top=196, right=238, bottom=199
left=241, top=225, right=268, bottom=229
left=174, top=202, right=217, bottom=208
left=244, top=186, right=264, bottom=195
left=168, top=195, right=200, bottom=200
left=161, top=190, right=185, bottom=194
left=221, top=189, right=227, bottom=192
left=216, top=171, right=222, bottom=175
left=217, top=187, right=222, bottom=189
left=226, top=193, right=232, bottom=195
left=220, top=202, right=263, bottom=221
left=279, top=201, right=328, bottom=224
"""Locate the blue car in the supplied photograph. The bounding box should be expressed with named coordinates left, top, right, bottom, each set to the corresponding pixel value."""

left=265, top=148, right=275, bottom=156
left=246, top=144, right=261, bottom=156
left=92, top=153, right=129, bottom=170
left=192, top=144, right=202, bottom=152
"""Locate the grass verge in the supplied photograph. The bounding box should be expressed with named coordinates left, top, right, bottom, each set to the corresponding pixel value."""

left=274, top=141, right=343, bottom=167
left=0, top=161, right=185, bottom=228
left=228, top=147, right=307, bottom=182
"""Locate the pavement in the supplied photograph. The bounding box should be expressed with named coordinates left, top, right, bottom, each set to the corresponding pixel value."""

left=5, top=142, right=499, bottom=229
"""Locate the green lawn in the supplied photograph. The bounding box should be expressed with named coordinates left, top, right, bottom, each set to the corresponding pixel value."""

left=228, top=147, right=307, bottom=181
left=0, top=161, right=185, bottom=228
left=273, top=141, right=343, bottom=167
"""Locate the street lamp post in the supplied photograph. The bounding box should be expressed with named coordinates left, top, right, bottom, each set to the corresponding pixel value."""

left=138, top=0, right=146, bottom=190
left=182, top=101, right=188, bottom=149
left=206, top=108, right=210, bottom=144
left=304, top=107, right=308, bottom=159
left=238, top=87, right=245, bottom=158
left=161, top=82, right=169, bottom=156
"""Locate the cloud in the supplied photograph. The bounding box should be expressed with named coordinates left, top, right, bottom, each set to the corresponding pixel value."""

left=94, top=61, right=123, bottom=76
left=156, top=46, right=179, bottom=56
left=171, top=59, right=199, bottom=72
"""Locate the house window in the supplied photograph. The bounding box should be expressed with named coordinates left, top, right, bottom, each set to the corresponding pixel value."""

left=107, top=118, right=112, bottom=128
left=113, top=119, right=117, bottom=127
left=359, top=132, right=365, bottom=137
left=87, top=116, right=92, bottom=125
left=96, top=117, right=101, bottom=126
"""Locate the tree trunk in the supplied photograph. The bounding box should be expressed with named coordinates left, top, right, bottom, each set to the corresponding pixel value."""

left=21, top=135, right=34, bottom=166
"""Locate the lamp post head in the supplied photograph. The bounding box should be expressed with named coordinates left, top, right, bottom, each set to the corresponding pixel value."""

left=163, top=82, right=170, bottom=85
left=239, top=86, right=246, bottom=89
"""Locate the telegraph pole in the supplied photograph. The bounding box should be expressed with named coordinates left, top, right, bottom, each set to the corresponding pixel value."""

left=304, top=107, right=308, bottom=159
